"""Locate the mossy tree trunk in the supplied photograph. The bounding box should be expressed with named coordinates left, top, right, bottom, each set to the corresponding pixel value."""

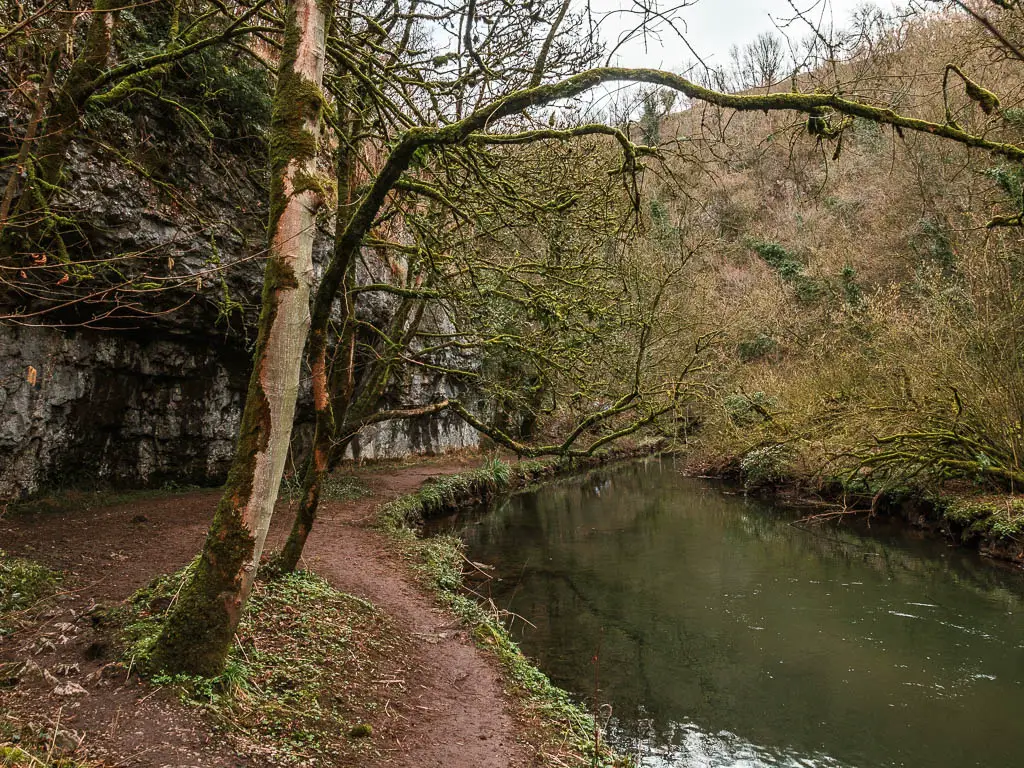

left=149, top=0, right=329, bottom=677
left=278, top=242, right=428, bottom=571
left=276, top=94, right=361, bottom=573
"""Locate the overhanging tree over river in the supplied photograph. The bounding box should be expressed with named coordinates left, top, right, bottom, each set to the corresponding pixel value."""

left=4, top=0, right=1024, bottom=674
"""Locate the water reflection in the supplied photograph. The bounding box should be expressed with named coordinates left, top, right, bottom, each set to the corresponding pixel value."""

left=447, top=460, right=1024, bottom=768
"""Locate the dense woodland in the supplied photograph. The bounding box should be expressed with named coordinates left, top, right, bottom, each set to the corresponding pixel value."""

left=2, top=0, right=1024, bottom=764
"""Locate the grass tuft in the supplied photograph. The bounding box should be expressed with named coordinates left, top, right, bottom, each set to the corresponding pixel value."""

left=120, top=568, right=404, bottom=765
left=0, top=553, right=61, bottom=638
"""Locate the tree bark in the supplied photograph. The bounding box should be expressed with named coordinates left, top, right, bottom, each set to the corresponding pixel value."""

left=150, top=0, right=328, bottom=676
left=276, top=97, right=361, bottom=573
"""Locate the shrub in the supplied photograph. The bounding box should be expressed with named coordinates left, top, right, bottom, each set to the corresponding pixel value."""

left=739, top=444, right=794, bottom=488
left=736, top=333, right=777, bottom=362
left=747, top=239, right=823, bottom=303
left=723, top=391, right=777, bottom=426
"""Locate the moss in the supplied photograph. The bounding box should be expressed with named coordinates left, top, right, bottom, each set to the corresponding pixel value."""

left=146, top=504, right=256, bottom=675
left=292, top=169, right=337, bottom=206
left=963, top=77, right=1000, bottom=115
left=375, top=459, right=544, bottom=530
left=266, top=3, right=325, bottom=242
left=938, top=496, right=1024, bottom=540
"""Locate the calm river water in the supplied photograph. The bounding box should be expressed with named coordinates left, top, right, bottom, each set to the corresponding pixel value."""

left=444, top=460, right=1024, bottom=768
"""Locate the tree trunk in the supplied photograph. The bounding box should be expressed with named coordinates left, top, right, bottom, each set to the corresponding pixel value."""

left=277, top=97, right=362, bottom=572
left=150, top=0, right=328, bottom=676
left=276, top=317, right=355, bottom=572
left=278, top=284, right=424, bottom=571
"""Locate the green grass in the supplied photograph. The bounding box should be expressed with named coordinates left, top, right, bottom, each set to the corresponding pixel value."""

left=321, top=474, right=373, bottom=502
left=0, top=553, right=60, bottom=638
left=120, top=568, right=403, bottom=766
left=377, top=458, right=549, bottom=530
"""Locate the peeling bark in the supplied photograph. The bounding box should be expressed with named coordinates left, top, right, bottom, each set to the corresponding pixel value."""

left=151, top=0, right=328, bottom=676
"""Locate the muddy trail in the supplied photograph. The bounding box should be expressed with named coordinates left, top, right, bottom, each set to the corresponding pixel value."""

left=0, top=458, right=532, bottom=768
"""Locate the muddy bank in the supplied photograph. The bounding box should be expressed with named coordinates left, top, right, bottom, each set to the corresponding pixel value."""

left=698, top=457, right=1024, bottom=568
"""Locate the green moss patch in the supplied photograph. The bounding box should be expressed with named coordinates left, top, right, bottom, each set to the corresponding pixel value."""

left=938, top=495, right=1024, bottom=540
left=0, top=553, right=60, bottom=638
left=121, top=568, right=406, bottom=766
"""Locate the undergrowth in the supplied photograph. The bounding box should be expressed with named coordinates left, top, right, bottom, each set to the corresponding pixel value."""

left=121, top=568, right=401, bottom=765
left=0, top=706, right=101, bottom=767
left=937, top=495, right=1024, bottom=540
left=378, top=458, right=547, bottom=530
left=0, top=553, right=60, bottom=638
left=0, top=744, right=100, bottom=768
left=279, top=472, right=372, bottom=503
left=321, top=474, right=373, bottom=501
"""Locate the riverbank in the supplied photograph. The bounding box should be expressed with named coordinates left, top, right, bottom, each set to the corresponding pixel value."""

left=0, top=455, right=627, bottom=767
left=683, top=450, right=1024, bottom=568
left=452, top=460, right=1024, bottom=768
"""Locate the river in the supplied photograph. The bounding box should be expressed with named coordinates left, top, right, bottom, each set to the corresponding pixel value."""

left=441, top=460, right=1024, bottom=767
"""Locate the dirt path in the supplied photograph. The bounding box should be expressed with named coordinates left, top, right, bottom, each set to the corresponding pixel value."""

left=0, top=459, right=531, bottom=768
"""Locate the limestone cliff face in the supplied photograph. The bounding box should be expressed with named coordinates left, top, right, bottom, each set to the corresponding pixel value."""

left=0, top=133, right=478, bottom=500
left=1, top=325, right=247, bottom=496
left=1, top=320, right=480, bottom=499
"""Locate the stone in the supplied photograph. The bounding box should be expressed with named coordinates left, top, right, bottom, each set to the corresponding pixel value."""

left=52, top=681, right=88, bottom=697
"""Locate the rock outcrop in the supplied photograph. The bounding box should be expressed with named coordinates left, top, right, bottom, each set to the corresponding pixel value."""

left=1, top=128, right=478, bottom=500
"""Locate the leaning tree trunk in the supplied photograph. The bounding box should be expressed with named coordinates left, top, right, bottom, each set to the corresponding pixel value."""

left=277, top=282, right=423, bottom=571
left=150, top=0, right=329, bottom=676
left=276, top=304, right=356, bottom=572
left=276, top=99, right=363, bottom=573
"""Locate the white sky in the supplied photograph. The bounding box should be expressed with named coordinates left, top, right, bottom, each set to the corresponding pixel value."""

left=591, top=0, right=904, bottom=70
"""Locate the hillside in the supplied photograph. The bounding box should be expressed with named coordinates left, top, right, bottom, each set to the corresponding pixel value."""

left=632, top=10, right=1024, bottom=504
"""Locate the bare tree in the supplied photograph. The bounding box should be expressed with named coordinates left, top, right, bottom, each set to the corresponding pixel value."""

left=743, top=31, right=788, bottom=88
left=11, top=0, right=1024, bottom=674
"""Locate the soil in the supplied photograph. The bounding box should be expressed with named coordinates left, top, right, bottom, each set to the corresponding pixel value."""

left=0, top=457, right=534, bottom=768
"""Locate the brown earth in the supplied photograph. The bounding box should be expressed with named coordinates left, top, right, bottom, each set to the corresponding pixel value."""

left=0, top=457, right=534, bottom=768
